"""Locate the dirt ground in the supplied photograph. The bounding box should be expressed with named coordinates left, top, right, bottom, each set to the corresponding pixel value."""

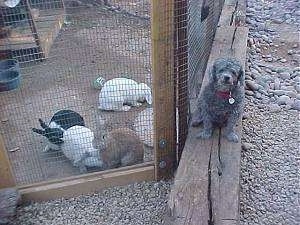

left=0, top=2, right=153, bottom=185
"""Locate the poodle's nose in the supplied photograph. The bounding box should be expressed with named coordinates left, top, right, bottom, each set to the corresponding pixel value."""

left=224, top=75, right=231, bottom=81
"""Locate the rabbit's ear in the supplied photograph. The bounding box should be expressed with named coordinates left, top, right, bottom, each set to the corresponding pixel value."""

left=38, top=118, right=49, bottom=129
left=145, top=90, right=152, bottom=105
left=32, top=128, right=46, bottom=136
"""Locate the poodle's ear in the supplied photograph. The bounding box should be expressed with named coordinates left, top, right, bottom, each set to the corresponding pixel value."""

left=32, top=128, right=46, bottom=136
left=38, top=118, right=49, bottom=129
left=237, top=65, right=245, bottom=85
left=210, top=63, right=218, bottom=82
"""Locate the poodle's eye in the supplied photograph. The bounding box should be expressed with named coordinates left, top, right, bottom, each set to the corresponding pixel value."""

left=218, top=68, right=225, bottom=73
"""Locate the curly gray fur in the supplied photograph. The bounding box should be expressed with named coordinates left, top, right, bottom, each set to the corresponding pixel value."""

left=192, top=58, right=245, bottom=143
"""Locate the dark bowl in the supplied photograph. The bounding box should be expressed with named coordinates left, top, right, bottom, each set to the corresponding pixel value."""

left=0, top=59, right=20, bottom=73
left=0, top=70, right=21, bottom=92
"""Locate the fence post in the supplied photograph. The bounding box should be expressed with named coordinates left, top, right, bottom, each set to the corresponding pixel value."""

left=151, top=0, right=176, bottom=180
left=0, top=135, right=16, bottom=188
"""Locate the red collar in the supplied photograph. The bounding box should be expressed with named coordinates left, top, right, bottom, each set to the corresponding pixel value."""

left=216, top=91, right=232, bottom=99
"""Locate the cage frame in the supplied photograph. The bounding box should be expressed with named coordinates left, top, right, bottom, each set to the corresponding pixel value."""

left=0, top=0, right=65, bottom=61
left=0, top=0, right=183, bottom=201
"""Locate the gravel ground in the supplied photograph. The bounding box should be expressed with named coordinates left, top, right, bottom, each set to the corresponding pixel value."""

left=240, top=0, right=299, bottom=224
left=10, top=181, right=170, bottom=225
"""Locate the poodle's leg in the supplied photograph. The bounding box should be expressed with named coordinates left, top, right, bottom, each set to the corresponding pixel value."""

left=223, top=114, right=239, bottom=143
left=43, top=145, right=51, bottom=152
left=191, top=107, right=203, bottom=127
left=78, top=164, right=88, bottom=173
left=196, top=117, right=213, bottom=139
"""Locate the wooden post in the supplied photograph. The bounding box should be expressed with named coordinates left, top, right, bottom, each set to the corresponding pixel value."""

left=0, top=135, right=16, bottom=188
left=151, top=0, right=176, bottom=180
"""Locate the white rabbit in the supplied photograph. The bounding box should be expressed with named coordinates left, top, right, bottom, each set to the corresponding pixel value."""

left=98, top=78, right=152, bottom=111
left=61, top=125, right=103, bottom=172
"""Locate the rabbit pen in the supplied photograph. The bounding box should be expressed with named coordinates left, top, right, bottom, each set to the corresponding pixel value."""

left=0, top=0, right=190, bottom=200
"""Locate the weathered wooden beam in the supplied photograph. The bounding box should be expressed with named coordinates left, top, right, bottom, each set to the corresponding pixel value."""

left=0, top=135, right=16, bottom=189
left=19, top=163, right=154, bottom=202
left=163, top=0, right=248, bottom=224
left=151, top=0, right=177, bottom=180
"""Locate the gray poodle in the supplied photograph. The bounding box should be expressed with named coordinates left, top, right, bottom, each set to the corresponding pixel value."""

left=192, top=58, right=245, bottom=143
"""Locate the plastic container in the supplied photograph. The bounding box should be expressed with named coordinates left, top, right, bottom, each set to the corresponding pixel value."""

left=0, top=70, right=21, bottom=92
left=0, top=59, right=20, bottom=73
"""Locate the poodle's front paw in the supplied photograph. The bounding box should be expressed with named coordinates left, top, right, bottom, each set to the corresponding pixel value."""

left=225, top=131, right=239, bottom=143
left=196, top=130, right=212, bottom=139
left=43, top=145, right=51, bottom=152
left=79, top=165, right=87, bottom=173
left=191, top=118, right=202, bottom=127
left=191, top=113, right=203, bottom=127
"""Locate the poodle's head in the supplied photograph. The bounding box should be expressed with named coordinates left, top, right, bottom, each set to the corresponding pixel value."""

left=210, top=58, right=244, bottom=91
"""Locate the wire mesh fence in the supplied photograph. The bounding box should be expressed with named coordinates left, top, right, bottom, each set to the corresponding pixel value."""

left=0, top=0, right=153, bottom=185
left=188, top=0, right=224, bottom=98
left=175, top=0, right=225, bottom=161
left=0, top=0, right=225, bottom=186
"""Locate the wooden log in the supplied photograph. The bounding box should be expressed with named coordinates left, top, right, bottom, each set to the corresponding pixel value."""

left=151, top=0, right=177, bottom=180
left=0, top=135, right=16, bottom=189
left=163, top=21, right=248, bottom=225
left=0, top=188, right=21, bottom=224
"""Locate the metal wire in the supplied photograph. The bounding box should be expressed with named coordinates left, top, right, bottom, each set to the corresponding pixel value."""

left=0, top=0, right=224, bottom=185
left=188, top=0, right=225, bottom=98
left=0, top=0, right=152, bottom=185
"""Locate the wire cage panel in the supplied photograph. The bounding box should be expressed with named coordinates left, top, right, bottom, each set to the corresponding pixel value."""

left=188, top=0, right=225, bottom=98
left=0, top=0, right=226, bottom=187
left=0, top=0, right=153, bottom=185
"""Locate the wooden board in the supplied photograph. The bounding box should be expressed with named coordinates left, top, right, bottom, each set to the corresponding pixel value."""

left=151, top=0, right=177, bottom=180
left=19, top=162, right=154, bottom=202
left=163, top=0, right=248, bottom=223
left=0, top=135, right=16, bottom=188
left=164, top=26, right=248, bottom=225
left=218, top=0, right=238, bottom=26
